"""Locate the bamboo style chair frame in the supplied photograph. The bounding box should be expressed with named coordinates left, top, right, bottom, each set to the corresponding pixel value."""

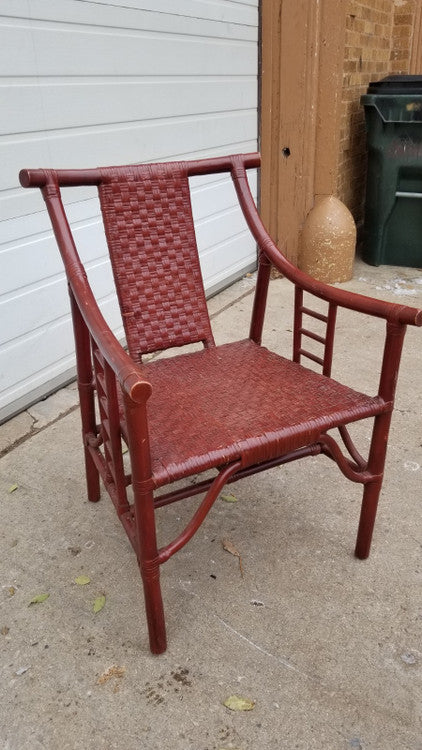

left=20, top=154, right=422, bottom=654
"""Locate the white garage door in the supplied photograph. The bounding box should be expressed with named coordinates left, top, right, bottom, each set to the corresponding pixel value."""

left=0, top=0, right=258, bottom=422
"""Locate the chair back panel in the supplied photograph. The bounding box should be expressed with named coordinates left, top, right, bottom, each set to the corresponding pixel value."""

left=98, top=163, right=214, bottom=361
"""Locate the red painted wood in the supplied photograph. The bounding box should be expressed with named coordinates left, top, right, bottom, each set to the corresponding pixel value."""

left=19, top=153, right=422, bottom=653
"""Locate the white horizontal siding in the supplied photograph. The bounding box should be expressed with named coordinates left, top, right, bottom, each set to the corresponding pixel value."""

left=3, top=113, right=257, bottom=209
left=2, top=79, right=257, bottom=137
left=2, top=0, right=257, bottom=34
left=0, top=0, right=258, bottom=422
left=1, top=23, right=256, bottom=79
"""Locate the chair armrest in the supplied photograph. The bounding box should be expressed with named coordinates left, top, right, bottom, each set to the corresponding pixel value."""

left=270, top=242, right=422, bottom=327
left=89, top=320, right=152, bottom=404
left=71, top=273, right=152, bottom=404
left=232, top=157, right=422, bottom=327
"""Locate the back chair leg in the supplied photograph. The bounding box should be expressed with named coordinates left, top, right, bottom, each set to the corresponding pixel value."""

left=69, top=291, right=101, bottom=503
left=83, top=443, right=101, bottom=503
left=78, top=386, right=100, bottom=502
left=354, top=411, right=393, bottom=559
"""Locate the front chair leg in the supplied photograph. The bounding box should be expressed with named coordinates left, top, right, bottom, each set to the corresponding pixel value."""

left=140, top=558, right=167, bottom=654
left=354, top=477, right=383, bottom=559
left=354, top=411, right=393, bottom=560
left=134, top=487, right=167, bottom=654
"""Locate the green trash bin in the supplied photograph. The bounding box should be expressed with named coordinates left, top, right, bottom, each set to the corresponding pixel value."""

left=361, top=75, right=422, bottom=268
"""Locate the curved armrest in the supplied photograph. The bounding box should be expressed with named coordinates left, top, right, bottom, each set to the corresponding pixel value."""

left=71, top=271, right=152, bottom=405
left=85, top=314, right=152, bottom=405
left=232, top=157, right=422, bottom=327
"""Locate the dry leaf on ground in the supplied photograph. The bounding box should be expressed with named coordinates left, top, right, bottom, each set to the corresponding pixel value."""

left=93, top=594, right=106, bottom=613
left=97, top=665, right=126, bottom=685
left=220, top=493, right=238, bottom=503
left=29, top=593, right=50, bottom=605
left=223, top=695, right=255, bottom=711
left=222, top=538, right=244, bottom=577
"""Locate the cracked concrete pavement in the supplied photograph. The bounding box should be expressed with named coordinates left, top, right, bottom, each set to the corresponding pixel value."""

left=0, top=259, right=421, bottom=750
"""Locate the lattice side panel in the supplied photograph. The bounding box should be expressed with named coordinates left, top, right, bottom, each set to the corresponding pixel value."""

left=293, top=286, right=337, bottom=376
left=91, top=341, right=129, bottom=516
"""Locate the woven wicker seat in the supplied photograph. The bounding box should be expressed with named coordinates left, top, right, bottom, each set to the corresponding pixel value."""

left=138, top=340, right=388, bottom=488
left=20, top=154, right=422, bottom=654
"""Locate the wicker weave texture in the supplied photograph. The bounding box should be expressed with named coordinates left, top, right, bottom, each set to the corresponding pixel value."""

left=98, top=164, right=214, bottom=361
left=139, top=339, right=387, bottom=488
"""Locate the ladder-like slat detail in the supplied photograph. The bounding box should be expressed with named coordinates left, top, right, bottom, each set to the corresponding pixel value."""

left=301, top=306, right=329, bottom=323
left=91, top=340, right=130, bottom=516
left=294, top=286, right=337, bottom=376
left=297, top=349, right=324, bottom=367
left=299, top=328, right=326, bottom=345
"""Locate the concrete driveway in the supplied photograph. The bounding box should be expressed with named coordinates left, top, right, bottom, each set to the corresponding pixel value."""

left=1, top=260, right=421, bottom=750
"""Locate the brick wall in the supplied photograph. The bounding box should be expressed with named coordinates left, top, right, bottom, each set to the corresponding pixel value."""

left=337, top=0, right=419, bottom=229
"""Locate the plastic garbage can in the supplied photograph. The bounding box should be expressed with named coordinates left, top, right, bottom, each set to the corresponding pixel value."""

left=361, top=75, right=422, bottom=267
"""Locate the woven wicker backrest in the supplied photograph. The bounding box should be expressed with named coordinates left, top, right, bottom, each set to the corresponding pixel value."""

left=98, top=163, right=214, bottom=362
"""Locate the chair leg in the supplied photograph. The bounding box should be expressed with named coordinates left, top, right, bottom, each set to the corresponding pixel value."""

left=135, top=488, right=167, bottom=654
left=354, top=412, right=392, bottom=560
left=140, top=562, right=167, bottom=654
left=83, top=445, right=101, bottom=503
left=69, top=292, right=101, bottom=502
left=79, top=387, right=100, bottom=502
left=354, top=478, right=383, bottom=559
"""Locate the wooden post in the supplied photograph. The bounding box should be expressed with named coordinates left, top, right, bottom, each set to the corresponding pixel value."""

left=260, top=0, right=346, bottom=264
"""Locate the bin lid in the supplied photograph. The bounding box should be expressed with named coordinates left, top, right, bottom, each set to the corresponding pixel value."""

left=367, top=75, right=422, bottom=95
left=360, top=93, right=422, bottom=122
